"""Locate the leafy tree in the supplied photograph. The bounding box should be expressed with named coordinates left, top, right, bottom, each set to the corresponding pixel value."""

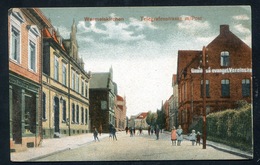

left=156, top=109, right=165, bottom=129
left=146, top=111, right=157, bottom=127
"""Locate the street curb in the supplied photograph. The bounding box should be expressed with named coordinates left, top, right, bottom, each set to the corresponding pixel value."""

left=27, top=136, right=108, bottom=161
left=206, top=143, right=253, bottom=159
left=182, top=136, right=253, bottom=159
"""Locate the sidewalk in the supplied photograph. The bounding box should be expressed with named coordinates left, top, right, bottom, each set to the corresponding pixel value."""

left=181, top=134, right=253, bottom=159
left=11, top=133, right=109, bottom=162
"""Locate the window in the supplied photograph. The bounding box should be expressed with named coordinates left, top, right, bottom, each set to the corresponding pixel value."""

left=76, top=105, right=79, bottom=124
left=28, top=25, right=40, bottom=72
left=9, top=9, right=24, bottom=63
left=242, top=79, right=250, bottom=97
left=71, top=70, right=75, bottom=90
left=29, top=41, right=36, bottom=71
left=201, top=80, right=210, bottom=97
left=221, top=79, right=230, bottom=97
left=75, top=74, right=79, bottom=93
left=81, top=80, right=84, bottom=96
left=72, top=104, right=75, bottom=123
left=62, top=63, right=67, bottom=86
left=11, top=27, right=20, bottom=62
left=62, top=100, right=66, bottom=122
left=85, top=83, right=88, bottom=97
left=42, top=92, right=46, bottom=120
left=81, top=107, right=84, bottom=124
left=85, top=108, right=88, bottom=124
left=221, top=51, right=230, bottom=67
left=54, top=56, right=59, bottom=81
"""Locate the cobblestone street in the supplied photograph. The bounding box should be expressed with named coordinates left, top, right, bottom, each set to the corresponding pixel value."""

left=35, top=131, right=245, bottom=161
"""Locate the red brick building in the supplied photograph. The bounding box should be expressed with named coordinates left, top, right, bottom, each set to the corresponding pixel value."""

left=115, top=95, right=127, bottom=131
left=177, top=25, right=252, bottom=133
left=9, top=8, right=48, bottom=151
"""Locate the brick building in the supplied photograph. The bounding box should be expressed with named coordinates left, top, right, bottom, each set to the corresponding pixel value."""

left=177, top=25, right=252, bottom=133
left=89, top=67, right=117, bottom=133
left=115, top=95, right=127, bottom=131
left=9, top=8, right=47, bottom=151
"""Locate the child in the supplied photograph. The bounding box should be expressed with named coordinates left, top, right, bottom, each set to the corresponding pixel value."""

left=171, top=126, right=177, bottom=146
left=196, top=131, right=201, bottom=146
left=189, top=130, right=196, bottom=146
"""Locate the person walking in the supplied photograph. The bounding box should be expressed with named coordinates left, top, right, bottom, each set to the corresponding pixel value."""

left=176, top=125, right=183, bottom=146
left=148, top=125, right=151, bottom=135
left=93, top=128, right=100, bottom=142
left=112, top=127, right=117, bottom=141
left=130, top=127, right=133, bottom=137
left=196, top=131, right=201, bottom=146
left=189, top=130, right=196, bottom=146
left=155, top=125, right=160, bottom=140
left=171, top=126, right=177, bottom=146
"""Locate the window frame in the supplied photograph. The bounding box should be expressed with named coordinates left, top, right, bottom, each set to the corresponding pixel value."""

left=54, top=55, right=59, bottom=81
left=9, top=12, right=23, bottom=64
left=220, top=51, right=230, bottom=67
left=201, top=80, right=210, bottom=97
left=221, top=79, right=230, bottom=97
left=242, top=79, right=250, bottom=97
left=62, top=63, right=67, bottom=86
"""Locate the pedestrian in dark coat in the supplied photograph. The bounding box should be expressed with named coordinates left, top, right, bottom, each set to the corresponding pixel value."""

left=196, top=131, right=201, bottom=146
left=93, top=128, right=99, bottom=142
left=125, top=127, right=129, bottom=134
left=112, top=127, right=117, bottom=141
left=155, top=125, right=160, bottom=140
left=148, top=126, right=151, bottom=135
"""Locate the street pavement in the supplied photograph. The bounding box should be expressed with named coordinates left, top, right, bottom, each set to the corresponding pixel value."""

left=10, top=131, right=253, bottom=162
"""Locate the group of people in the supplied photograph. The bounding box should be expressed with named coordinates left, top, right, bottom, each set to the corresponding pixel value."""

left=93, top=125, right=118, bottom=142
left=170, top=125, right=201, bottom=146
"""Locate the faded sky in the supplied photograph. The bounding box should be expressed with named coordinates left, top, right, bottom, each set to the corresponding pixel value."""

left=41, top=6, right=251, bottom=117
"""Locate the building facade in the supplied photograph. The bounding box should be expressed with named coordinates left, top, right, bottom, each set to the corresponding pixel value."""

left=9, top=8, right=47, bottom=151
left=89, top=67, right=116, bottom=133
left=115, top=95, right=127, bottom=131
left=42, top=20, right=91, bottom=138
left=177, top=25, right=252, bottom=133
left=168, top=74, right=179, bottom=130
left=134, top=112, right=149, bottom=129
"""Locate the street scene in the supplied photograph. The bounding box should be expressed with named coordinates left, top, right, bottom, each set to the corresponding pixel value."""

left=8, top=6, right=253, bottom=162
left=12, top=131, right=248, bottom=161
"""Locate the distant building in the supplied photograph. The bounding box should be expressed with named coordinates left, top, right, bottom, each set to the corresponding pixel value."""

left=89, top=67, right=117, bottom=132
left=115, top=95, right=127, bottom=131
left=177, top=25, right=252, bottom=133
left=42, top=19, right=91, bottom=138
left=134, top=112, right=149, bottom=129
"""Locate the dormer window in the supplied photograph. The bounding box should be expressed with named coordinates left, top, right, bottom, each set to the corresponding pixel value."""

left=220, top=51, right=230, bottom=67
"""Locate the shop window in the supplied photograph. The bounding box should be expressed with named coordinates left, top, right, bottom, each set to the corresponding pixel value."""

left=221, top=79, right=230, bottom=97
left=242, top=79, right=250, bottom=97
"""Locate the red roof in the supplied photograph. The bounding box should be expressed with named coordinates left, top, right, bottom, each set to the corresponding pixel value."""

left=43, top=28, right=65, bottom=50
left=136, top=112, right=148, bottom=119
left=117, top=95, right=124, bottom=101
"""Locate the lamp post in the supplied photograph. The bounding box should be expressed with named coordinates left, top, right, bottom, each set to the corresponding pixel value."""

left=202, top=46, right=207, bottom=149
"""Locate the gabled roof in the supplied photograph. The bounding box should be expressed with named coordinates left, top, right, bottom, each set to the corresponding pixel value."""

left=136, top=112, right=148, bottom=119
left=89, top=72, right=110, bottom=89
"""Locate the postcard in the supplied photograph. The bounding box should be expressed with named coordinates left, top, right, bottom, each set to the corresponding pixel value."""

left=8, top=6, right=253, bottom=162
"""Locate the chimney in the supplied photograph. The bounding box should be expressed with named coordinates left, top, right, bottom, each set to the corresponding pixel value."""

left=220, top=25, right=229, bottom=34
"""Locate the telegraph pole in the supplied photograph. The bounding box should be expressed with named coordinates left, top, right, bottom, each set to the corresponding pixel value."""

left=202, top=46, right=207, bottom=149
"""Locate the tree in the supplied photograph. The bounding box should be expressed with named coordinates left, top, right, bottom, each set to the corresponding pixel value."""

left=156, top=109, right=165, bottom=129
left=146, top=111, right=157, bottom=127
